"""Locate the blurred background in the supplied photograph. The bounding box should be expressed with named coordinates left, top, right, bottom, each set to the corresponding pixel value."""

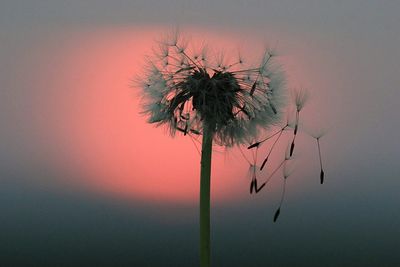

left=1, top=0, right=399, bottom=266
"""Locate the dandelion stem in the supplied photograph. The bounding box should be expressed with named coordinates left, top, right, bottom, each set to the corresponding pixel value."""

left=199, top=120, right=215, bottom=267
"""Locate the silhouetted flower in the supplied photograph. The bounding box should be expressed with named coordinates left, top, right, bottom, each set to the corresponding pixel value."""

left=135, top=32, right=326, bottom=265
left=137, top=31, right=287, bottom=146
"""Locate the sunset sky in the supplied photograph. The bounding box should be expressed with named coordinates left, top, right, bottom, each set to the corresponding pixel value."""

left=1, top=0, right=399, bottom=266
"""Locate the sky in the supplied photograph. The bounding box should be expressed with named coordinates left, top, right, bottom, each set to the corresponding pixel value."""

left=1, top=0, right=400, bottom=266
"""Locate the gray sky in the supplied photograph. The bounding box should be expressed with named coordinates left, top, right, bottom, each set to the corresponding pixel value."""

left=1, top=0, right=400, bottom=266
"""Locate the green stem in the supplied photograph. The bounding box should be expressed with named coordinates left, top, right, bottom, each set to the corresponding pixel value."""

left=200, top=121, right=214, bottom=267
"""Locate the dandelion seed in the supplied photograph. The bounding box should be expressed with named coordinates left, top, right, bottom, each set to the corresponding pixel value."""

left=273, top=162, right=293, bottom=223
left=260, top=127, right=285, bottom=170
left=304, top=126, right=326, bottom=184
left=248, top=161, right=258, bottom=194
left=317, top=137, right=325, bottom=184
left=287, top=88, right=308, bottom=158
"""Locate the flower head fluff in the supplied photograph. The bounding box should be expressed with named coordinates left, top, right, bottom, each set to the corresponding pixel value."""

left=137, top=31, right=287, bottom=146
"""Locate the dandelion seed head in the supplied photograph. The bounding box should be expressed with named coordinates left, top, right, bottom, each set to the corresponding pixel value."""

left=136, top=32, right=288, bottom=146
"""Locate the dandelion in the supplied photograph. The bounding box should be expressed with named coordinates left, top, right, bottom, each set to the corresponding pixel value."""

left=136, top=30, right=286, bottom=267
left=136, top=30, right=324, bottom=267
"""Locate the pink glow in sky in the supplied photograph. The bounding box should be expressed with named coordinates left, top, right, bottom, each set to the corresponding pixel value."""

left=32, top=26, right=324, bottom=204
